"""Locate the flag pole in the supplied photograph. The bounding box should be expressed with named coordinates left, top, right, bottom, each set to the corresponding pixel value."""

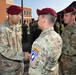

left=21, top=0, right=24, bottom=25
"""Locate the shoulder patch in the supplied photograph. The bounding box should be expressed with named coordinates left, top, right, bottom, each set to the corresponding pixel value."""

left=30, top=48, right=39, bottom=61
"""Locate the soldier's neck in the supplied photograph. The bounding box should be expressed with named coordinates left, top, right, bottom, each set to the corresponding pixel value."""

left=8, top=19, right=15, bottom=26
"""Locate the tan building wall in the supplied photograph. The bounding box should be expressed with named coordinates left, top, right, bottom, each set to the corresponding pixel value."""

left=23, top=7, right=32, bottom=25
left=0, top=0, right=6, bottom=24
left=6, top=0, right=14, bottom=4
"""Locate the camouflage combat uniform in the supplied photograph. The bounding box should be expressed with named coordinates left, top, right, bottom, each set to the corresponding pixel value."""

left=29, top=27, right=62, bottom=75
left=60, top=22, right=76, bottom=75
left=0, top=20, right=25, bottom=75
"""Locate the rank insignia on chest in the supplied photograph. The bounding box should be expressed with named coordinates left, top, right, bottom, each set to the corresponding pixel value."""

left=30, top=48, right=39, bottom=61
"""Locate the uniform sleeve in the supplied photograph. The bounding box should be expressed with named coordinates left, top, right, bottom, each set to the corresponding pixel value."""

left=61, top=29, right=76, bottom=55
left=30, top=43, right=41, bottom=69
left=70, top=31, right=76, bottom=55
left=0, top=31, right=25, bottom=61
left=30, top=40, right=59, bottom=72
left=70, top=32, right=76, bottom=48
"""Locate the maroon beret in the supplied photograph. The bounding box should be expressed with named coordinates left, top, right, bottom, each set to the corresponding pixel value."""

left=37, top=8, right=57, bottom=17
left=63, top=7, right=76, bottom=14
left=7, top=5, right=23, bottom=15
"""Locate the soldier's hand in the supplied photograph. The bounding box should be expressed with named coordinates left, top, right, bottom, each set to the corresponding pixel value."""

left=25, top=52, right=31, bottom=61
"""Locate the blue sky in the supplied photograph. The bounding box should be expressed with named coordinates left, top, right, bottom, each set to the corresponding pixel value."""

left=14, top=0, right=76, bottom=20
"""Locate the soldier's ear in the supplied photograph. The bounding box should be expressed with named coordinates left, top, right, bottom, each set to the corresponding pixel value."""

left=42, top=17, right=46, bottom=24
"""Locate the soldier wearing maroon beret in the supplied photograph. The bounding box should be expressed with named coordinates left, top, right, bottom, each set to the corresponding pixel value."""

left=7, top=5, right=23, bottom=15
left=37, top=8, right=57, bottom=17
left=59, top=7, right=76, bottom=75
left=29, top=8, right=62, bottom=75
left=0, top=5, right=30, bottom=75
left=63, top=7, right=76, bottom=14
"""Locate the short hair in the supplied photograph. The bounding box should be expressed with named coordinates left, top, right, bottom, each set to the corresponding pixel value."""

left=71, top=11, right=76, bottom=15
left=70, top=11, right=76, bottom=21
left=41, top=14, right=57, bottom=24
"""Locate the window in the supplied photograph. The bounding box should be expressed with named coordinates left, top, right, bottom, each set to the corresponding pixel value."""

left=27, top=11, right=28, bottom=15
left=24, top=10, right=26, bottom=15
left=29, top=12, right=31, bottom=15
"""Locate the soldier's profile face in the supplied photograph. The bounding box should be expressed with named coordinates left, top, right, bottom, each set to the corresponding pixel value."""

left=38, top=15, right=45, bottom=30
left=10, top=13, right=21, bottom=25
left=63, top=13, right=73, bottom=25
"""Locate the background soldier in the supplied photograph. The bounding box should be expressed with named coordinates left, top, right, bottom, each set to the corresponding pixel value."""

left=59, top=7, right=76, bottom=75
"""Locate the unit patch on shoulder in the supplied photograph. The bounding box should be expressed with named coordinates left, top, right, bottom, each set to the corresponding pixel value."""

left=30, top=48, right=39, bottom=61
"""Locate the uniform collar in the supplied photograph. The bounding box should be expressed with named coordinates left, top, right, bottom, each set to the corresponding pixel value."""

left=65, top=21, right=76, bottom=29
left=43, top=27, right=54, bottom=32
left=40, top=27, right=54, bottom=35
left=4, top=20, right=16, bottom=30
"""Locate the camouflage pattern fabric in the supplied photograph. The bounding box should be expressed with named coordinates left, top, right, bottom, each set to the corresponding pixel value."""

left=29, top=27, right=62, bottom=75
left=0, top=20, right=25, bottom=75
left=60, top=22, right=76, bottom=75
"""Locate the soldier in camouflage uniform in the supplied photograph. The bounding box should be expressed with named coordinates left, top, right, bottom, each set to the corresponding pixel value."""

left=59, top=7, right=76, bottom=75
left=0, top=5, right=30, bottom=75
left=29, top=8, right=62, bottom=75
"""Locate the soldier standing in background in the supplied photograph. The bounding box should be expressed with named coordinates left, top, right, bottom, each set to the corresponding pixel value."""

left=29, top=18, right=35, bottom=44
left=59, top=7, right=76, bottom=75
left=0, top=5, right=30, bottom=75
left=29, top=8, right=62, bottom=75
left=29, top=18, right=42, bottom=44
left=22, top=20, right=28, bottom=43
